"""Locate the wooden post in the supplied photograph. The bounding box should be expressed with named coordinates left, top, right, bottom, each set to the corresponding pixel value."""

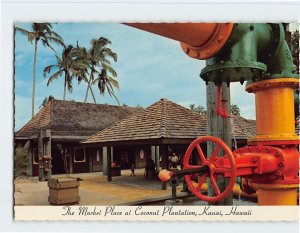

left=107, top=146, right=112, bottom=182
left=69, top=150, right=73, bottom=174
left=45, top=129, right=51, bottom=179
left=206, top=60, right=233, bottom=205
left=38, top=130, right=43, bottom=181
left=155, top=146, right=160, bottom=172
left=88, top=148, right=93, bottom=172
left=27, top=140, right=33, bottom=176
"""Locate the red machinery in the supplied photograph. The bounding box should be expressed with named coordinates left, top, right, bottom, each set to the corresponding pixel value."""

left=126, top=23, right=299, bottom=205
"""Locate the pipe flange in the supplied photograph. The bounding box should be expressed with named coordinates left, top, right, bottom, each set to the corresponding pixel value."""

left=200, top=60, right=267, bottom=83
left=180, top=23, right=234, bottom=60
left=245, top=77, right=300, bottom=93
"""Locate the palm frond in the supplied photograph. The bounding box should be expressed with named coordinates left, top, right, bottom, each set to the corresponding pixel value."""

left=46, top=35, right=65, bottom=47
left=15, top=27, right=35, bottom=43
left=101, top=63, right=117, bottom=77
left=107, top=76, right=119, bottom=89
left=43, top=64, right=58, bottom=77
left=106, top=81, right=120, bottom=105
left=46, top=70, right=62, bottom=86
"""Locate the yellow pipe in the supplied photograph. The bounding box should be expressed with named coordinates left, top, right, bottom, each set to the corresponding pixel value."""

left=246, top=78, right=299, bottom=142
left=246, top=78, right=299, bottom=206
left=250, top=182, right=299, bottom=205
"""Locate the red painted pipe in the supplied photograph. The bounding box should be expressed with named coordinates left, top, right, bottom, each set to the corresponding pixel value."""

left=216, top=84, right=230, bottom=118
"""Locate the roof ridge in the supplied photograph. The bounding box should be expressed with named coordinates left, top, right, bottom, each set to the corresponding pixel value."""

left=52, top=99, right=138, bottom=110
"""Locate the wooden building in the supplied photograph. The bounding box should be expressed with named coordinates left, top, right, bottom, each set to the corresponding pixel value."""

left=15, top=98, right=256, bottom=178
left=81, top=98, right=256, bottom=175
left=14, top=99, right=140, bottom=177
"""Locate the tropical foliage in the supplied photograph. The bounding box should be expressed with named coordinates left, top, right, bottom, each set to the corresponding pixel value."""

left=15, top=23, right=64, bottom=117
left=190, top=103, right=241, bottom=116
left=84, top=37, right=119, bottom=104
left=43, top=45, right=88, bottom=100
left=230, top=104, right=241, bottom=116
left=189, top=104, right=207, bottom=115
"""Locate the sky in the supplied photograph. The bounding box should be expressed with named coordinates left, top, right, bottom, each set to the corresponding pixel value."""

left=15, top=22, right=260, bottom=131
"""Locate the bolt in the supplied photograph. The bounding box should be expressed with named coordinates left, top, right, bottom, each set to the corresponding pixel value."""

left=217, top=36, right=224, bottom=43
left=278, top=161, right=284, bottom=167
left=275, top=152, right=280, bottom=157
left=266, top=148, right=270, bottom=153
left=275, top=171, right=280, bottom=176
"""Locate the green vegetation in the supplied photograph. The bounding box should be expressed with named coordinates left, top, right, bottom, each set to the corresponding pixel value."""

left=15, top=23, right=64, bottom=117
left=16, top=23, right=119, bottom=109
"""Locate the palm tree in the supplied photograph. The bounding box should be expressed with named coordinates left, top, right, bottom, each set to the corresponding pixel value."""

left=15, top=23, right=64, bottom=117
left=190, top=104, right=207, bottom=115
left=231, top=104, right=241, bottom=115
left=84, top=37, right=119, bottom=104
left=43, top=45, right=88, bottom=100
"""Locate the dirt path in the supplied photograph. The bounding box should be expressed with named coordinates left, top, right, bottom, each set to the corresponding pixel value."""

left=14, top=169, right=175, bottom=206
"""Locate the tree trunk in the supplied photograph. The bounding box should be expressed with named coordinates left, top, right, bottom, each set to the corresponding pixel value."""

left=206, top=59, right=233, bottom=205
left=32, top=39, right=38, bottom=118
left=63, top=75, right=67, bottom=100
left=84, top=74, right=97, bottom=104
left=89, top=85, right=96, bottom=104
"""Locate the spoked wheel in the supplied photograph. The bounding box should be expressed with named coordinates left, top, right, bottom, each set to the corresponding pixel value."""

left=183, top=136, right=237, bottom=203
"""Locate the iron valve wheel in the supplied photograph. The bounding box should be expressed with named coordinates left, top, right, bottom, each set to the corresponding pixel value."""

left=183, top=136, right=237, bottom=203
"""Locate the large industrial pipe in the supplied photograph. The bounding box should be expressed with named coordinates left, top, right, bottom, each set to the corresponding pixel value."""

left=124, top=23, right=234, bottom=59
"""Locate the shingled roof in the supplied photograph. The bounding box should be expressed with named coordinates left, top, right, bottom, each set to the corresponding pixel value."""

left=230, top=115, right=256, bottom=139
left=15, top=99, right=140, bottom=139
left=82, top=98, right=256, bottom=145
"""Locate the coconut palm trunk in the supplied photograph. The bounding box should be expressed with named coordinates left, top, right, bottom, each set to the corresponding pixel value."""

left=32, top=39, right=38, bottom=117
left=84, top=74, right=96, bottom=103
left=63, top=74, right=67, bottom=100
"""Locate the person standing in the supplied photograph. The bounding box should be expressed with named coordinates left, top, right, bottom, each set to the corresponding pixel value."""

left=170, top=152, right=179, bottom=169
left=130, top=163, right=135, bottom=176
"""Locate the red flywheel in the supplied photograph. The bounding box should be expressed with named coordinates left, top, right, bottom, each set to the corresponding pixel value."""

left=183, top=136, right=237, bottom=203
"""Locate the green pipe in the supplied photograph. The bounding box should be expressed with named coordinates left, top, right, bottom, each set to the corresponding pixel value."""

left=200, top=23, right=299, bottom=84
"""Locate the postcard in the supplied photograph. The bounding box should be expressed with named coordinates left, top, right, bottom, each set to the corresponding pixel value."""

left=0, top=1, right=299, bottom=232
